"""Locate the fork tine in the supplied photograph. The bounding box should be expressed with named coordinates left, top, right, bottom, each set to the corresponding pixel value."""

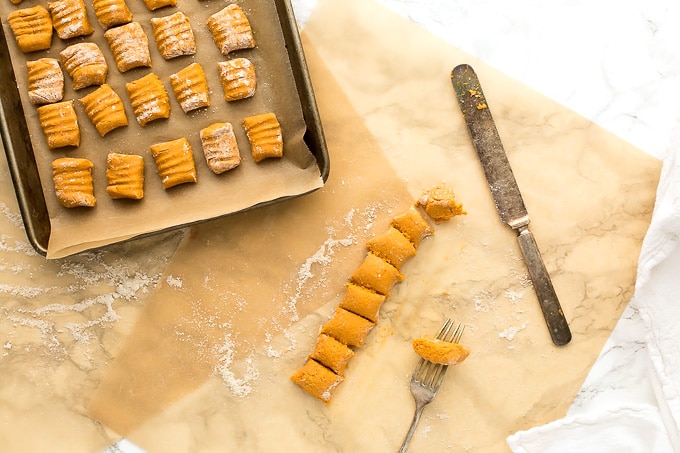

left=452, top=323, right=465, bottom=343
left=413, top=320, right=466, bottom=384
left=436, top=318, right=454, bottom=340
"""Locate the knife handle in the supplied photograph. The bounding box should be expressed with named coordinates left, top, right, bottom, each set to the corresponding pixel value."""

left=516, top=227, right=572, bottom=346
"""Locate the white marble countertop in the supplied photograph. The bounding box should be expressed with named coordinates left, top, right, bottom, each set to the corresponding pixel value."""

left=315, top=0, right=679, bottom=163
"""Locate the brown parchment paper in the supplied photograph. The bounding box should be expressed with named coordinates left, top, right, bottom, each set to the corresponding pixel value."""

left=83, top=0, right=663, bottom=452
left=0, top=0, right=323, bottom=259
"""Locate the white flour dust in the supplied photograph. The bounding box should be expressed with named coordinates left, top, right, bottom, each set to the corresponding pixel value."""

left=258, top=205, right=382, bottom=368
left=0, top=232, right=181, bottom=359
left=499, top=323, right=528, bottom=342
left=0, top=202, right=23, bottom=228
left=166, top=275, right=184, bottom=288
left=213, top=334, right=260, bottom=398
left=0, top=234, right=38, bottom=256
left=280, top=236, right=354, bottom=323
left=279, top=205, right=383, bottom=324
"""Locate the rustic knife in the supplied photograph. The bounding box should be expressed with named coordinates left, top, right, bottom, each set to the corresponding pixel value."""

left=451, top=63, right=571, bottom=346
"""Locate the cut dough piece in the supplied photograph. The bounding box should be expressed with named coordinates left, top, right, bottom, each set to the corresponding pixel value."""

left=338, top=283, right=386, bottom=323
left=242, top=113, right=283, bottom=163
left=366, top=226, right=416, bottom=270
left=321, top=307, right=375, bottom=348
left=290, top=359, right=342, bottom=404
left=106, top=153, right=144, bottom=199
left=79, top=84, right=128, bottom=136
left=126, top=73, right=171, bottom=126
left=26, top=58, right=64, bottom=105
left=151, top=12, right=196, bottom=60
left=412, top=337, right=470, bottom=366
left=217, top=58, right=256, bottom=102
left=391, top=207, right=433, bottom=248
left=60, top=42, right=108, bottom=90
left=199, top=122, right=241, bottom=174
left=169, top=62, right=210, bottom=113
left=142, top=0, right=175, bottom=11
left=7, top=5, right=53, bottom=52
left=417, top=184, right=466, bottom=222
left=47, top=0, right=94, bottom=40
left=206, top=4, right=255, bottom=55
left=349, top=253, right=404, bottom=296
left=51, top=157, right=95, bottom=208
left=37, top=100, right=80, bottom=149
left=92, top=0, right=133, bottom=29
left=104, top=22, right=152, bottom=73
left=150, top=137, right=197, bottom=189
left=309, top=334, right=355, bottom=376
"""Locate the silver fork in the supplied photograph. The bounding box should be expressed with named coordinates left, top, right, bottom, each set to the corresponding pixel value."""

left=398, top=319, right=464, bottom=453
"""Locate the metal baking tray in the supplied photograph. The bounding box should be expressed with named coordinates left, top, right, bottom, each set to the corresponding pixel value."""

left=0, top=0, right=329, bottom=257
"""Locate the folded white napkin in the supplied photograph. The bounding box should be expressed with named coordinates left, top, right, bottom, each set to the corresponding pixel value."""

left=508, top=137, right=680, bottom=452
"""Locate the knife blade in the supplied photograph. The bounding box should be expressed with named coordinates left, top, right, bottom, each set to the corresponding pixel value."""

left=451, top=63, right=571, bottom=346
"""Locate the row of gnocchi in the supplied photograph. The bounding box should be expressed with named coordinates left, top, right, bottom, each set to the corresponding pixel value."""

left=36, top=58, right=256, bottom=149
left=52, top=112, right=283, bottom=208
left=290, top=186, right=467, bottom=402
left=7, top=1, right=255, bottom=59
left=28, top=43, right=256, bottom=108
left=290, top=207, right=432, bottom=403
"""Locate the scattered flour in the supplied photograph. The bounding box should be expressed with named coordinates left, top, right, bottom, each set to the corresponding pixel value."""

left=0, top=202, right=23, bottom=228
left=499, top=323, right=527, bottom=341
left=280, top=235, right=352, bottom=323
left=264, top=327, right=298, bottom=359
left=166, top=275, right=183, bottom=288
left=1, top=242, right=171, bottom=356
left=504, top=290, right=525, bottom=305
left=473, top=291, right=494, bottom=313
left=0, top=283, right=54, bottom=298
left=280, top=205, right=384, bottom=324
left=0, top=235, right=38, bottom=256
left=7, top=315, right=62, bottom=354
left=213, top=334, right=260, bottom=398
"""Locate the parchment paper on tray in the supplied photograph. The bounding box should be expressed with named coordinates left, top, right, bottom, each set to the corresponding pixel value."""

left=0, top=0, right=324, bottom=259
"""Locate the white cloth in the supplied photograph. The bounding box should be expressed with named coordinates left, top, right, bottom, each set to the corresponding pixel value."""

left=508, top=136, right=680, bottom=452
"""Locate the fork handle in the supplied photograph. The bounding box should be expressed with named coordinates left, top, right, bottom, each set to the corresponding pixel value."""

left=399, top=402, right=426, bottom=453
